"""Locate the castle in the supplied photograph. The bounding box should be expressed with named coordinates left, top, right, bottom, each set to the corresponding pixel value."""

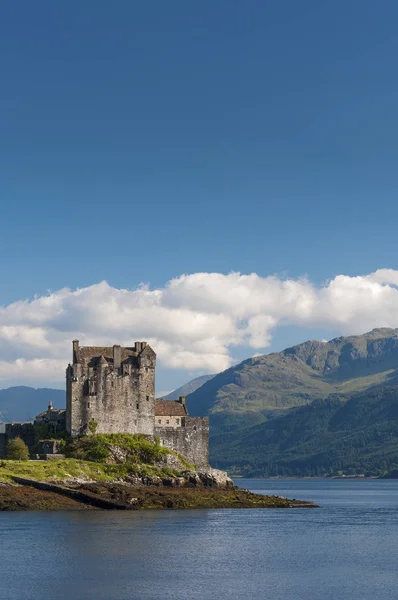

left=65, top=340, right=209, bottom=468
left=0, top=340, right=209, bottom=468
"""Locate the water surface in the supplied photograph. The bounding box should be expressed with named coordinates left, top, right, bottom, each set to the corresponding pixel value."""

left=1, top=479, right=397, bottom=600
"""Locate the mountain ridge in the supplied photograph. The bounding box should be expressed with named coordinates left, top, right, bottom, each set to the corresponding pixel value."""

left=0, top=387, right=65, bottom=422
left=161, top=374, right=215, bottom=400
left=187, top=328, right=398, bottom=425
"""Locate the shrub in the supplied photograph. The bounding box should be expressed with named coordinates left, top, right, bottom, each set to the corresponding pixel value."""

left=66, top=433, right=170, bottom=464
left=88, top=419, right=98, bottom=435
left=6, top=437, right=30, bottom=461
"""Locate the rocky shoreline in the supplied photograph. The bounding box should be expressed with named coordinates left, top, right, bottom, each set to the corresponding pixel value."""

left=0, top=472, right=318, bottom=511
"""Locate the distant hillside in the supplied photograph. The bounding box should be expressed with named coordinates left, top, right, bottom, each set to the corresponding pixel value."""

left=162, top=374, right=215, bottom=400
left=210, top=386, right=398, bottom=477
left=187, top=328, right=398, bottom=435
left=0, top=387, right=65, bottom=422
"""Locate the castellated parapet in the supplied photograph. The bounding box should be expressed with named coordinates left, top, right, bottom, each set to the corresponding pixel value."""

left=66, top=340, right=156, bottom=437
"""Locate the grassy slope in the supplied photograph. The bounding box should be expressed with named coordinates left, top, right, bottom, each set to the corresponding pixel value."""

left=0, top=434, right=193, bottom=483
left=0, top=459, right=150, bottom=483
left=187, top=328, right=398, bottom=436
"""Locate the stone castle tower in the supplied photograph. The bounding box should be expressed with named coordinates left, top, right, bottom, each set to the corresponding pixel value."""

left=66, top=340, right=156, bottom=437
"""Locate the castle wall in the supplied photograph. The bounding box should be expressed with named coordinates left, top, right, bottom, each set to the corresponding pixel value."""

left=66, top=342, right=156, bottom=437
left=155, top=417, right=209, bottom=469
left=0, top=423, right=35, bottom=457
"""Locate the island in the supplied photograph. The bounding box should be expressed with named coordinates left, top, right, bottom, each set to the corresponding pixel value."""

left=0, top=434, right=317, bottom=511
left=0, top=340, right=317, bottom=510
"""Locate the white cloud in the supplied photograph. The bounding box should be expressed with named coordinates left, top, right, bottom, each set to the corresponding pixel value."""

left=1, top=268, right=398, bottom=384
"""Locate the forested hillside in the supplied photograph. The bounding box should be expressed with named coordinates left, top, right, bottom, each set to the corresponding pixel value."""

left=210, top=386, right=398, bottom=476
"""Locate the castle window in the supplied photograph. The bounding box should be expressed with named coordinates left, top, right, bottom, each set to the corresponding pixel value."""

left=87, top=402, right=90, bottom=409
left=158, top=419, right=161, bottom=424
left=136, top=403, right=139, bottom=410
left=193, top=426, right=197, bottom=431
left=146, top=395, right=149, bottom=401
left=176, top=418, right=179, bottom=425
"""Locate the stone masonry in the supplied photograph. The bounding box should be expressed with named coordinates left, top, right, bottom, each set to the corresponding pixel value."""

left=66, top=340, right=156, bottom=437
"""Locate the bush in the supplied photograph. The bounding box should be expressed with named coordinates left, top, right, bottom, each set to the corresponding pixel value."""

left=66, top=433, right=170, bottom=464
left=88, top=419, right=98, bottom=435
left=6, top=437, right=30, bottom=461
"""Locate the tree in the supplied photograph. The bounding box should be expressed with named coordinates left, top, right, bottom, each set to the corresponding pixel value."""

left=6, top=437, right=30, bottom=461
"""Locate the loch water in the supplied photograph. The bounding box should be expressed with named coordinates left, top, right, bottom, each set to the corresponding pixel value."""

left=1, top=479, right=398, bottom=600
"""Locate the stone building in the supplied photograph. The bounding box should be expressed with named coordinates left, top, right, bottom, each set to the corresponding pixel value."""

left=35, top=401, right=66, bottom=433
left=154, top=398, right=209, bottom=468
left=66, top=340, right=209, bottom=468
left=66, top=340, right=156, bottom=437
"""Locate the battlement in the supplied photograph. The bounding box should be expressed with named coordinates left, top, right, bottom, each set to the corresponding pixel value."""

left=71, top=340, right=154, bottom=368
left=66, top=340, right=156, bottom=437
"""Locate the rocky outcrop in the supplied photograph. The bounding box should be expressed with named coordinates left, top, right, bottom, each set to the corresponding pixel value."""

left=124, top=468, right=233, bottom=489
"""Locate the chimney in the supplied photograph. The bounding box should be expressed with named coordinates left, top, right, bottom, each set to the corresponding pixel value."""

left=113, top=345, right=121, bottom=370
left=135, top=341, right=142, bottom=353
left=72, top=340, right=79, bottom=364
left=178, top=396, right=187, bottom=413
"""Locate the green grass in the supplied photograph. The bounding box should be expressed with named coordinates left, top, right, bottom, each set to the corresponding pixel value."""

left=0, top=459, right=113, bottom=483
left=0, top=433, right=197, bottom=483
left=0, top=457, right=186, bottom=483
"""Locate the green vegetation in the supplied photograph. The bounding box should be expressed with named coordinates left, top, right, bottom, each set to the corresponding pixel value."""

left=211, top=386, right=398, bottom=477
left=183, top=328, right=398, bottom=475
left=188, top=328, right=398, bottom=428
left=6, top=438, right=30, bottom=461
left=0, top=457, right=174, bottom=484
left=65, top=433, right=171, bottom=463
left=87, top=418, right=98, bottom=435
left=0, top=434, right=193, bottom=483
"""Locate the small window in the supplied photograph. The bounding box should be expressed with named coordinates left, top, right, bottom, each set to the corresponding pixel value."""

left=146, top=395, right=150, bottom=401
left=158, top=419, right=161, bottom=424
left=193, top=426, right=197, bottom=431
left=176, top=418, right=179, bottom=425
left=166, top=419, right=169, bottom=424
left=87, top=402, right=90, bottom=409
left=136, top=403, right=139, bottom=410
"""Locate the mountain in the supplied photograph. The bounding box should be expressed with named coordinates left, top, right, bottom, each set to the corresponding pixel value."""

left=162, top=374, right=215, bottom=400
left=210, top=386, right=398, bottom=476
left=0, top=387, right=65, bottom=422
left=187, top=328, right=398, bottom=434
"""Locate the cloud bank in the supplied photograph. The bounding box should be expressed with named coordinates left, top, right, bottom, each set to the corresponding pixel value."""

left=1, top=268, right=398, bottom=384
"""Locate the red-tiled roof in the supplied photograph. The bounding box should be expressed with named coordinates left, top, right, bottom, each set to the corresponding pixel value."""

left=154, top=400, right=187, bottom=417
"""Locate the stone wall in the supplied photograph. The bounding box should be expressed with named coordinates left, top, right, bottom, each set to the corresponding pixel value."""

left=0, top=423, right=35, bottom=458
left=66, top=341, right=156, bottom=437
left=155, top=415, right=183, bottom=428
left=155, top=417, right=209, bottom=469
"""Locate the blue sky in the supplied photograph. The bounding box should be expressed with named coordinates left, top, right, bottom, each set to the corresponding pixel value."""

left=1, top=1, right=398, bottom=392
